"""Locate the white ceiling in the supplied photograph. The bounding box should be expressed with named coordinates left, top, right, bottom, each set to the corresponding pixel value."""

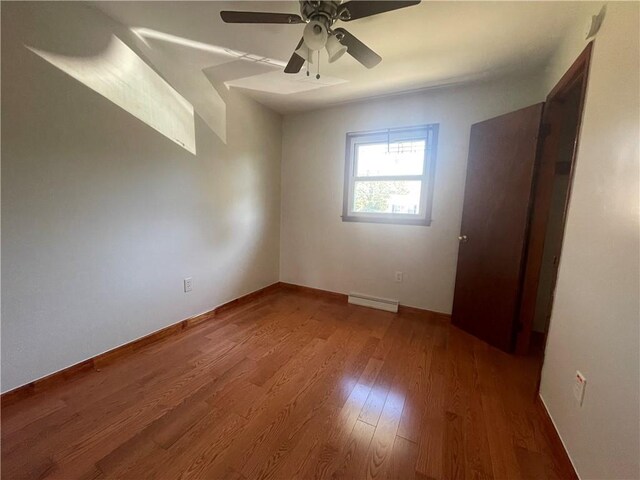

left=96, top=1, right=593, bottom=114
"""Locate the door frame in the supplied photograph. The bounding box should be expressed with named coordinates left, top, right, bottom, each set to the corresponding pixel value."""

left=515, top=42, right=594, bottom=355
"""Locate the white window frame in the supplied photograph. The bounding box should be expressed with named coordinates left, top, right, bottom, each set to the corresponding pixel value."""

left=342, top=124, right=439, bottom=226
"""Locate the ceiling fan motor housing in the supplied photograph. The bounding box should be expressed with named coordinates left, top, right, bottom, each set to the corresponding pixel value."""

left=299, top=0, right=342, bottom=24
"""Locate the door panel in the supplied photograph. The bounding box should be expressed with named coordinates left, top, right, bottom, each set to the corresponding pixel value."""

left=452, top=103, right=543, bottom=352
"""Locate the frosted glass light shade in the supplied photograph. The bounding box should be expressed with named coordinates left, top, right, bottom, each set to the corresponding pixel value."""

left=326, top=35, right=347, bottom=63
left=303, top=20, right=328, bottom=51
left=294, top=43, right=314, bottom=64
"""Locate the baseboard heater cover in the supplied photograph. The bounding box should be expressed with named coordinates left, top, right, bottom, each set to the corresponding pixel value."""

left=348, top=293, right=399, bottom=313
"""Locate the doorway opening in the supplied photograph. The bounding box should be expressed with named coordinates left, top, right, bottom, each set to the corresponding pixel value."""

left=516, top=43, right=593, bottom=355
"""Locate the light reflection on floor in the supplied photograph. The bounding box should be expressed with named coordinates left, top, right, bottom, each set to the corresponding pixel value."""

left=341, top=376, right=407, bottom=437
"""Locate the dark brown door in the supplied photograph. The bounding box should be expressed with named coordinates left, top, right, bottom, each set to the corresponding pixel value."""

left=452, top=103, right=544, bottom=352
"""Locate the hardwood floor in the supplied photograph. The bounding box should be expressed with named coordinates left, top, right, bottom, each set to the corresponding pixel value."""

left=1, top=288, right=576, bottom=479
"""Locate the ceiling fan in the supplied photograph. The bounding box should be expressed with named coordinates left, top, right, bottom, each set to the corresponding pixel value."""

left=220, top=1, right=421, bottom=76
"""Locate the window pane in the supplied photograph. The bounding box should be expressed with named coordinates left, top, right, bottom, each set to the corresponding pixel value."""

left=352, top=181, right=422, bottom=214
left=356, top=140, right=425, bottom=177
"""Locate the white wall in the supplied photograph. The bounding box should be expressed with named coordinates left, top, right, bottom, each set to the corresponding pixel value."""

left=1, top=3, right=282, bottom=392
left=280, top=75, right=545, bottom=313
left=538, top=2, right=640, bottom=479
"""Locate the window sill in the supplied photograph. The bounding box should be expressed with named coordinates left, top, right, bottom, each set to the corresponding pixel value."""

left=341, top=215, right=432, bottom=226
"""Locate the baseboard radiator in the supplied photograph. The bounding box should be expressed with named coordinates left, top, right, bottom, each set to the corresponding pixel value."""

left=348, top=293, right=399, bottom=313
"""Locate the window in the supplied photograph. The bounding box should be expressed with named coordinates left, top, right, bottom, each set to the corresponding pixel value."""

left=342, top=124, right=439, bottom=226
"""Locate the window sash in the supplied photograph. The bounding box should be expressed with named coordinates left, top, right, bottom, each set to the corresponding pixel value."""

left=353, top=175, right=424, bottom=182
left=348, top=179, right=427, bottom=219
left=342, top=124, right=438, bottom=226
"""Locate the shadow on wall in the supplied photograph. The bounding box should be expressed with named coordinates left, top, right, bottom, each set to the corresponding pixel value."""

left=19, top=2, right=342, bottom=151
left=16, top=2, right=228, bottom=150
left=4, top=2, right=280, bottom=258
left=1, top=2, right=282, bottom=392
left=27, top=36, right=198, bottom=155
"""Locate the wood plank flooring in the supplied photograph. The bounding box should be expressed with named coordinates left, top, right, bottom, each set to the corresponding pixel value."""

left=1, top=289, right=576, bottom=479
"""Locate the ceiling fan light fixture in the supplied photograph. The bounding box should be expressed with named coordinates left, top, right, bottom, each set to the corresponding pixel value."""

left=294, top=42, right=314, bottom=63
left=303, top=20, right=328, bottom=51
left=220, top=0, right=422, bottom=74
left=326, top=34, right=348, bottom=63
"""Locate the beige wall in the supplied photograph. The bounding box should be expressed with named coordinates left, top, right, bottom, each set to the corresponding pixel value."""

left=280, top=75, right=545, bottom=312
left=538, top=2, right=640, bottom=478
left=1, top=3, right=282, bottom=392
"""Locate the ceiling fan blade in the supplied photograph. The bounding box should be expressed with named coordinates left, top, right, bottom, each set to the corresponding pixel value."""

left=220, top=11, right=304, bottom=24
left=338, top=1, right=421, bottom=21
left=284, top=38, right=305, bottom=74
left=334, top=28, right=381, bottom=69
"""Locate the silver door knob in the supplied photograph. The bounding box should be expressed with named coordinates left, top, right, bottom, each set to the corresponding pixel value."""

left=458, top=235, right=468, bottom=243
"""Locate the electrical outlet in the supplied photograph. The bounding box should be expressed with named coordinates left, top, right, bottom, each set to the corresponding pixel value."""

left=184, top=277, right=193, bottom=293
left=573, top=371, right=586, bottom=406
left=395, top=271, right=403, bottom=283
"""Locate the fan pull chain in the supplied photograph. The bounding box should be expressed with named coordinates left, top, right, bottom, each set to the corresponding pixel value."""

left=316, top=50, right=320, bottom=79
